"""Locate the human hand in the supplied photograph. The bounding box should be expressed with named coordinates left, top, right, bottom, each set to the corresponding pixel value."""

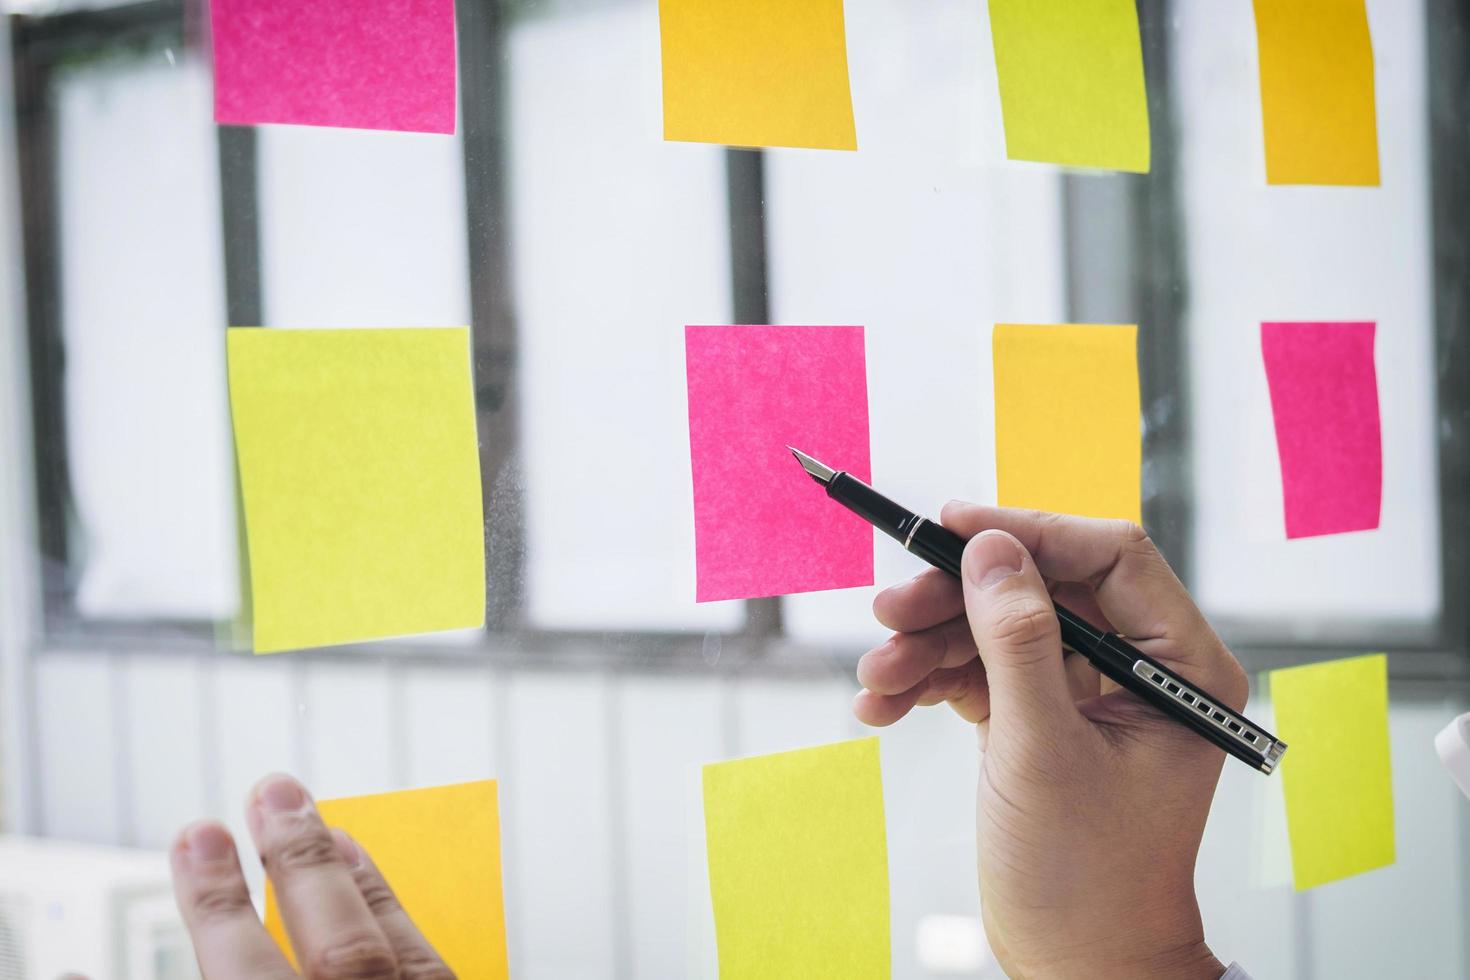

left=855, top=504, right=1245, bottom=980
left=170, top=773, right=453, bottom=979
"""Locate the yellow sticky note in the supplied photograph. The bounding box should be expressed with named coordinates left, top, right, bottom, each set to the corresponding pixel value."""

left=266, top=781, right=508, bottom=978
left=1270, top=654, right=1394, bottom=890
left=227, top=327, right=485, bottom=654
left=659, top=0, right=857, bottom=150
left=987, top=0, right=1150, bottom=172
left=703, top=737, right=889, bottom=979
left=1253, top=0, right=1379, bottom=186
left=992, top=323, right=1141, bottom=523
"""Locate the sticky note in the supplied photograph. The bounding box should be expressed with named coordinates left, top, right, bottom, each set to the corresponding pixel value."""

left=266, top=781, right=508, bottom=978
left=987, top=0, right=1150, bottom=172
left=227, top=327, right=485, bottom=653
left=1261, top=322, right=1381, bottom=539
left=685, top=325, right=872, bottom=602
left=659, top=0, right=857, bottom=150
left=704, top=738, right=890, bottom=979
left=1270, top=654, right=1394, bottom=890
left=1252, top=0, right=1379, bottom=186
left=993, top=324, right=1141, bottom=523
left=210, top=0, right=457, bottom=133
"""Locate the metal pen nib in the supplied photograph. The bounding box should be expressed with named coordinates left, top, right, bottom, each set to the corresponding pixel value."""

left=787, top=446, right=836, bottom=485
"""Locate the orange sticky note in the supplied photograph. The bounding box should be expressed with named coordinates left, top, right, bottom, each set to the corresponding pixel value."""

left=659, top=0, right=857, bottom=150
left=265, top=781, right=508, bottom=979
left=993, top=323, right=1141, bottom=523
left=1252, top=0, right=1380, bottom=186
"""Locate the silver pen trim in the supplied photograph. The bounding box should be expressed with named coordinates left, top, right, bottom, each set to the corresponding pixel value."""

left=1131, top=660, right=1286, bottom=772
left=903, top=516, right=926, bottom=550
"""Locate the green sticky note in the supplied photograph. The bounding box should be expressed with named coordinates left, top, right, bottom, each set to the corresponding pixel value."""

left=987, top=0, right=1150, bottom=172
left=704, top=737, right=890, bottom=979
left=1270, top=653, right=1394, bottom=890
left=227, top=327, right=486, bottom=654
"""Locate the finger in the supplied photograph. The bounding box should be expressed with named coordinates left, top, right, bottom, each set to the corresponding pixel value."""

left=1062, top=649, right=1103, bottom=702
left=856, top=617, right=977, bottom=695
left=853, top=685, right=923, bottom=727
left=913, top=660, right=991, bottom=724
left=939, top=502, right=1204, bottom=643
left=170, top=820, right=296, bottom=980
left=939, top=503, right=1249, bottom=702
left=873, top=567, right=964, bottom=632
left=1048, top=581, right=1112, bottom=635
left=961, top=530, right=1080, bottom=731
left=853, top=661, right=992, bottom=728
left=335, top=830, right=455, bottom=979
left=247, top=774, right=398, bottom=980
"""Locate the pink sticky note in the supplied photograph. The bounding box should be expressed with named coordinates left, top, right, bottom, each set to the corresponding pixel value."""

left=685, top=325, right=873, bottom=602
left=210, top=0, right=457, bottom=134
left=1261, top=322, right=1382, bottom=539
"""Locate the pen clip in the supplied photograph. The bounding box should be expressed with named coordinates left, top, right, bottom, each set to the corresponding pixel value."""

left=1130, top=660, right=1286, bottom=773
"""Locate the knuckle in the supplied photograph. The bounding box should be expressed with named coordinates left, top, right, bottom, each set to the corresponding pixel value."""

left=1034, top=508, right=1065, bottom=530
left=191, top=880, right=254, bottom=926
left=398, top=953, right=456, bottom=980
left=270, top=830, right=341, bottom=876
left=306, top=933, right=398, bottom=980
left=934, top=623, right=955, bottom=664
left=1114, top=520, right=1156, bottom=558
left=988, top=600, right=1057, bottom=652
left=890, top=628, right=936, bottom=663
left=356, top=876, right=402, bottom=917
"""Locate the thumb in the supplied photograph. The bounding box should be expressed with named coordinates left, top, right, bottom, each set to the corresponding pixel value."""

left=962, top=530, right=1079, bottom=731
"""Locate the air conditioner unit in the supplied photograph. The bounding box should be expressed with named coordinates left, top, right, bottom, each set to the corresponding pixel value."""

left=0, top=836, right=197, bottom=980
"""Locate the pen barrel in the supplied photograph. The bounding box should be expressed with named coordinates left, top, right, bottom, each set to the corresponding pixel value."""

left=908, top=526, right=1285, bottom=773
left=904, top=517, right=965, bottom=577
left=1099, top=634, right=1286, bottom=773
left=827, top=472, right=914, bottom=541
left=820, top=467, right=1286, bottom=773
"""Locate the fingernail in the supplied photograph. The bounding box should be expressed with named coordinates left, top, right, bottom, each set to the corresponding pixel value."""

left=331, top=828, right=361, bottom=869
left=964, top=530, right=1025, bottom=590
left=186, top=822, right=232, bottom=862
left=257, top=775, right=307, bottom=813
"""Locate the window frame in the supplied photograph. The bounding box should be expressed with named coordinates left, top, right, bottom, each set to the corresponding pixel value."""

left=9, top=0, right=1467, bottom=679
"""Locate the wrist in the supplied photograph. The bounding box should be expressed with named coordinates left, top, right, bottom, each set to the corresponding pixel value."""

left=994, top=893, right=1221, bottom=980
left=1103, top=939, right=1224, bottom=980
left=1034, top=940, right=1222, bottom=980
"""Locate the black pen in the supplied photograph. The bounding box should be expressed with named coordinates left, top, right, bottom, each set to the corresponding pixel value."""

left=787, top=447, right=1287, bottom=775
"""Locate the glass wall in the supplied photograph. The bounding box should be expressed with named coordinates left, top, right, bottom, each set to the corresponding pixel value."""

left=1, top=0, right=1467, bottom=976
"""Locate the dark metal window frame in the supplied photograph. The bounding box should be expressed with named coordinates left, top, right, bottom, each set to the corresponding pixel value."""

left=8, top=0, right=811, bottom=676
left=1064, top=0, right=1470, bottom=678
left=11, top=0, right=1468, bottom=681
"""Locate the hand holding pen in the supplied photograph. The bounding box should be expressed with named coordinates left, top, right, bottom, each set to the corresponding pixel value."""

left=857, top=502, right=1242, bottom=979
